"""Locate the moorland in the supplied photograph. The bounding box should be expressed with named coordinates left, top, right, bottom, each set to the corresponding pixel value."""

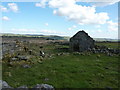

left=1, top=34, right=120, bottom=88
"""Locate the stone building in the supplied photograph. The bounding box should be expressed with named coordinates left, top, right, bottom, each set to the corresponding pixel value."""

left=70, top=30, right=95, bottom=52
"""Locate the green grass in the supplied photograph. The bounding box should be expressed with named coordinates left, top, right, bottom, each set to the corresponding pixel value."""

left=2, top=54, right=119, bottom=88
left=2, top=42, right=119, bottom=88
left=95, top=42, right=119, bottom=49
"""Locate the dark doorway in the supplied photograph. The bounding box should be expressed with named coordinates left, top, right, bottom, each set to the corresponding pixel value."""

left=73, top=44, right=79, bottom=51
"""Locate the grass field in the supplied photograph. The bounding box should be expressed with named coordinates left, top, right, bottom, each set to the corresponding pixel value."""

left=2, top=41, right=120, bottom=88
left=95, top=42, right=119, bottom=49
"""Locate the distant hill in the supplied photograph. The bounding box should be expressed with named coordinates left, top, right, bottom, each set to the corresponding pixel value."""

left=1, top=33, right=119, bottom=42
left=1, top=33, right=70, bottom=40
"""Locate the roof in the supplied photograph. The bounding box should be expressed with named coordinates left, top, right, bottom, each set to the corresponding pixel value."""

left=71, top=30, right=90, bottom=38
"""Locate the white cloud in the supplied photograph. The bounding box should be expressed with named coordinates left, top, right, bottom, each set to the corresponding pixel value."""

left=45, top=23, right=49, bottom=26
left=35, top=0, right=119, bottom=26
left=68, top=28, right=72, bottom=30
left=53, top=10, right=57, bottom=14
left=36, top=0, right=120, bottom=8
left=2, top=16, right=10, bottom=21
left=76, top=0, right=120, bottom=6
left=40, top=29, right=64, bottom=35
left=97, top=29, right=102, bottom=32
left=107, top=21, right=118, bottom=31
left=49, top=0, right=75, bottom=8
left=35, top=3, right=45, bottom=8
left=72, top=25, right=77, bottom=28
left=68, top=25, right=77, bottom=30
left=90, top=0, right=120, bottom=7
left=12, top=28, right=36, bottom=32
left=40, top=29, right=57, bottom=34
left=95, top=25, right=101, bottom=28
left=35, top=0, right=49, bottom=8
left=8, top=3, right=18, bottom=12
left=50, top=0, right=109, bottom=25
left=0, top=5, right=8, bottom=12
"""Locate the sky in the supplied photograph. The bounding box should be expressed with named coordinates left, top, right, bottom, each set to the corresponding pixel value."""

left=0, top=0, right=119, bottom=39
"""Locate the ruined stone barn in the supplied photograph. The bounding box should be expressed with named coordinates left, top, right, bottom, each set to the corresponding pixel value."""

left=70, top=30, right=95, bottom=52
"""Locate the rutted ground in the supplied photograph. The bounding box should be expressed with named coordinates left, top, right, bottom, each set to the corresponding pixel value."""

left=1, top=36, right=120, bottom=88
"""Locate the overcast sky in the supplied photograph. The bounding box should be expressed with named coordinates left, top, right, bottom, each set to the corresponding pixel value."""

left=1, top=0, right=119, bottom=39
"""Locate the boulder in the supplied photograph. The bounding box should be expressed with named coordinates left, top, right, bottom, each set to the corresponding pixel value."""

left=16, top=56, right=30, bottom=61
left=0, top=80, right=54, bottom=90
left=0, top=80, right=12, bottom=88
left=18, top=85, right=28, bottom=88
left=15, top=86, right=28, bottom=90
left=11, top=58, right=18, bottom=61
left=33, top=84, right=54, bottom=90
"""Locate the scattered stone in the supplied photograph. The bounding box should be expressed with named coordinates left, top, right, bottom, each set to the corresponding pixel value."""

left=0, top=80, right=12, bottom=88
left=73, top=52, right=80, bottom=55
left=57, top=53, right=63, bottom=56
left=33, top=84, right=54, bottom=90
left=44, top=78, right=49, bottom=81
left=16, top=56, right=30, bottom=61
left=37, top=60, right=43, bottom=64
left=48, top=55, right=52, bottom=58
left=22, top=64, right=31, bottom=68
left=107, top=53, right=113, bottom=56
left=40, top=51, right=45, bottom=58
left=80, top=53, right=85, bottom=56
left=15, top=45, right=19, bottom=48
left=56, top=53, right=62, bottom=56
left=0, top=80, right=54, bottom=89
left=11, top=58, right=18, bottom=61
left=17, top=85, right=28, bottom=88
left=9, top=50, right=15, bottom=54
